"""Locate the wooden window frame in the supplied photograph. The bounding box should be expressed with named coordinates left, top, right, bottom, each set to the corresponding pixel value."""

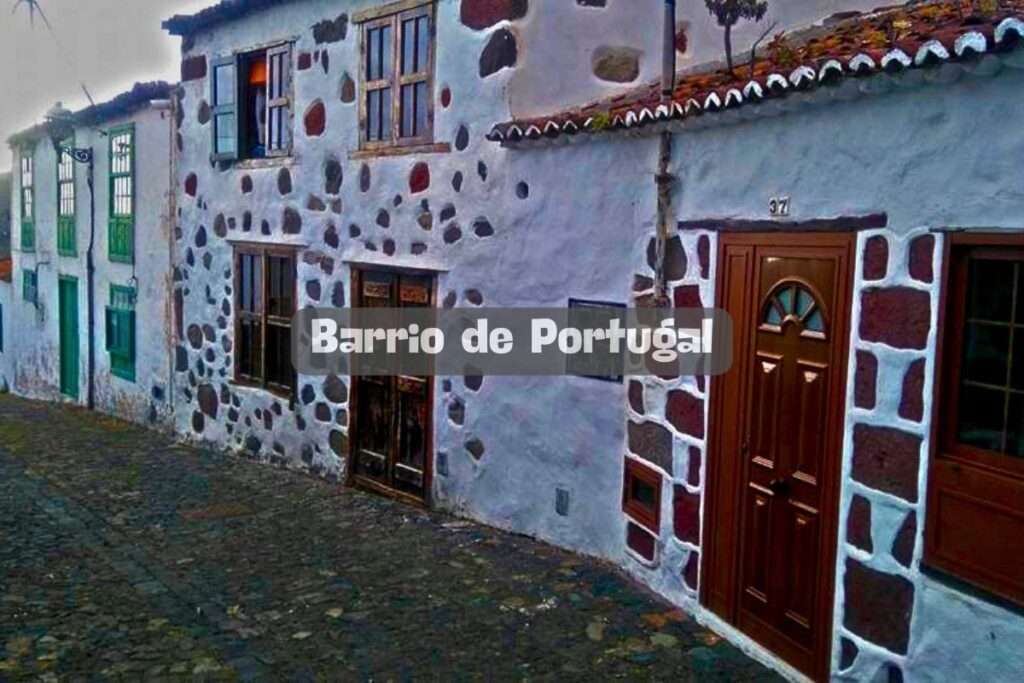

left=106, top=285, right=136, bottom=383
left=108, top=125, right=135, bottom=264
left=623, top=457, right=662, bottom=533
left=358, top=0, right=436, bottom=152
left=211, top=43, right=294, bottom=163
left=57, top=138, right=77, bottom=257
left=926, top=231, right=1024, bottom=607
left=232, top=243, right=298, bottom=399
left=20, top=147, right=35, bottom=252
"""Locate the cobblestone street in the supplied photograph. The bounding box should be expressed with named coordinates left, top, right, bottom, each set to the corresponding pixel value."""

left=0, top=395, right=779, bottom=681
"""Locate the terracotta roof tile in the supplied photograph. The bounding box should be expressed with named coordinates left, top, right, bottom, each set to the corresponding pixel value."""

left=488, top=1, right=1024, bottom=144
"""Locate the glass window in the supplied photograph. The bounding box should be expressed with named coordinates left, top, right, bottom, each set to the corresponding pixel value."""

left=234, top=247, right=295, bottom=395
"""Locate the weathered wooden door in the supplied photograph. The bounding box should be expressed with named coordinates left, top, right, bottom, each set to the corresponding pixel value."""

left=58, top=276, right=80, bottom=399
left=703, top=233, right=853, bottom=680
left=350, top=269, right=434, bottom=504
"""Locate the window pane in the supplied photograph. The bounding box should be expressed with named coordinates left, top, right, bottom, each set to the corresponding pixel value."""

left=215, top=113, right=237, bottom=155
left=214, top=63, right=235, bottom=106
left=631, top=477, right=656, bottom=509
left=415, top=81, right=428, bottom=136
left=402, top=19, right=416, bottom=75
left=367, top=28, right=379, bottom=80
left=266, top=324, right=292, bottom=387
left=380, top=26, right=392, bottom=77
left=1014, top=330, right=1024, bottom=391
left=239, top=255, right=254, bottom=312
left=957, top=383, right=1006, bottom=452
left=1008, top=394, right=1024, bottom=457
left=380, top=87, right=392, bottom=139
left=268, top=255, right=294, bottom=317
left=963, top=322, right=1010, bottom=386
left=239, top=319, right=262, bottom=379
left=400, top=84, right=414, bottom=138
left=367, top=90, right=380, bottom=140
left=1018, top=267, right=1024, bottom=323
left=967, top=258, right=1014, bottom=322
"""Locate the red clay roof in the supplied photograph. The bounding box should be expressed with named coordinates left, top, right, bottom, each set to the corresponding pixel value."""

left=488, top=1, right=1024, bottom=144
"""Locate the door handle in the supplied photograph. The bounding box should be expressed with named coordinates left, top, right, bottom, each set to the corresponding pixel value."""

left=768, top=478, right=790, bottom=497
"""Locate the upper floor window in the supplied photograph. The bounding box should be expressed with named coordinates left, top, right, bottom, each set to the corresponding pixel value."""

left=20, top=149, right=34, bottom=252
left=108, top=125, right=135, bottom=263
left=211, top=43, right=293, bottom=162
left=358, top=1, right=435, bottom=150
left=926, top=233, right=1024, bottom=608
left=57, top=142, right=77, bottom=257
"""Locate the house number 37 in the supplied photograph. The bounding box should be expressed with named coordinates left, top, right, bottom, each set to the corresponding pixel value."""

left=769, top=196, right=791, bottom=217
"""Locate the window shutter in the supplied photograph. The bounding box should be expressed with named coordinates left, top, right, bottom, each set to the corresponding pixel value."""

left=266, top=44, right=292, bottom=156
left=124, top=310, right=136, bottom=363
left=211, top=56, right=239, bottom=161
left=105, top=306, right=116, bottom=352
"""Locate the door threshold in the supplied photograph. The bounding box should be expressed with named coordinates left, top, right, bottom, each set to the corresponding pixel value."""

left=351, top=474, right=428, bottom=509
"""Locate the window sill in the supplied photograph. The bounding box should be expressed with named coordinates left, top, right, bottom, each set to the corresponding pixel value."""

left=229, top=156, right=297, bottom=170
left=349, top=142, right=451, bottom=160
left=228, top=378, right=295, bottom=402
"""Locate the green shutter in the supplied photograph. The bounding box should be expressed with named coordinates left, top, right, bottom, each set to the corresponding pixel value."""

left=210, top=56, right=239, bottom=162
left=108, top=126, right=135, bottom=263
left=20, top=148, right=34, bottom=252
left=57, top=142, right=77, bottom=257
left=108, top=286, right=136, bottom=382
left=22, top=271, right=37, bottom=304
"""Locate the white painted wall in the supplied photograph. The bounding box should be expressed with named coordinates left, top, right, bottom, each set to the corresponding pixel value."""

left=5, top=103, right=175, bottom=427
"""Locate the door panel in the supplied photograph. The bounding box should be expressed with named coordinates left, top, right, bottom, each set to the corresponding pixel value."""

left=704, top=233, right=853, bottom=681
left=351, top=269, right=434, bottom=503
left=58, top=278, right=79, bottom=399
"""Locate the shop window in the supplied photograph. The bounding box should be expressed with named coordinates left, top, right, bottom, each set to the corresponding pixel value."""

left=623, top=458, right=662, bottom=533
left=357, top=1, right=434, bottom=150
left=926, top=233, right=1024, bottom=607
left=211, top=43, right=292, bottom=162
left=234, top=245, right=296, bottom=396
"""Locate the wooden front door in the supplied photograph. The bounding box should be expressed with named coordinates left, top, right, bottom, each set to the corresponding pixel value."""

left=58, top=276, right=80, bottom=399
left=703, top=233, right=854, bottom=680
left=350, top=268, right=434, bottom=504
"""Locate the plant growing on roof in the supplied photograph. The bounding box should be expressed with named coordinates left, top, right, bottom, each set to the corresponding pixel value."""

left=704, top=0, right=769, bottom=74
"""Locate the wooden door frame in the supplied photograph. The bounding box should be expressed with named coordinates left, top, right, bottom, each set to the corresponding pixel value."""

left=700, top=231, right=855, bottom=682
left=346, top=264, right=437, bottom=508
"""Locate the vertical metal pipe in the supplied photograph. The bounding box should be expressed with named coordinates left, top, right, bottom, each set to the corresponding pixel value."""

left=86, top=155, right=96, bottom=411
left=655, top=0, right=677, bottom=307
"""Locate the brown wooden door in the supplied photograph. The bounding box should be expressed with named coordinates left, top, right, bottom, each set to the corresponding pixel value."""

left=703, top=233, right=854, bottom=681
left=351, top=269, right=434, bottom=504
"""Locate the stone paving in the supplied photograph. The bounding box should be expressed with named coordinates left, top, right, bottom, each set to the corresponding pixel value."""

left=0, top=394, right=781, bottom=681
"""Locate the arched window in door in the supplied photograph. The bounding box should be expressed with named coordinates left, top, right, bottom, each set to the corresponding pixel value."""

left=761, top=280, right=827, bottom=339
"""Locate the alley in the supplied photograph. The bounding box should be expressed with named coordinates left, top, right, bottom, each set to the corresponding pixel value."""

left=0, top=395, right=780, bottom=681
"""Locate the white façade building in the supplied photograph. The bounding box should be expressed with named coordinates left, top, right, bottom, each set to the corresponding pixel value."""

left=5, top=83, right=178, bottom=426
left=153, top=0, right=1024, bottom=681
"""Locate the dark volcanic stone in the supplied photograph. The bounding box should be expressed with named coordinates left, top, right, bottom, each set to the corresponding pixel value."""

left=278, top=167, right=292, bottom=195
left=479, top=28, right=518, bottom=77
left=312, top=13, right=348, bottom=43
left=863, top=235, right=889, bottom=280
left=843, top=559, right=914, bottom=655
left=860, top=287, right=931, bottom=350
left=898, top=358, right=925, bottom=422
left=325, top=158, right=343, bottom=194
left=854, top=351, right=878, bottom=410
left=673, top=485, right=700, bottom=544
left=283, top=207, right=302, bottom=234
left=852, top=424, right=922, bottom=503
left=666, top=390, right=704, bottom=439
left=461, top=0, right=528, bottom=30
left=627, top=421, right=673, bottom=474
left=847, top=494, right=873, bottom=552
left=909, top=234, right=935, bottom=283
left=324, top=375, right=348, bottom=403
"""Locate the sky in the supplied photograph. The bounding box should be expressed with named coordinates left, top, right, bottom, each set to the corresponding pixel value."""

left=0, top=0, right=212, bottom=170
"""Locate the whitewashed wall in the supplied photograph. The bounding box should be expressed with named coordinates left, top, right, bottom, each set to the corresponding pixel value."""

left=5, top=104, right=175, bottom=427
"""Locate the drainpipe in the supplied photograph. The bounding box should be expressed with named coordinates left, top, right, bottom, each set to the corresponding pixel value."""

left=86, top=150, right=96, bottom=410
left=167, top=96, right=178, bottom=421
left=654, top=0, right=677, bottom=308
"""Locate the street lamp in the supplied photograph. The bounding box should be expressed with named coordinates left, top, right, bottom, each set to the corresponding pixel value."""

left=45, top=102, right=97, bottom=411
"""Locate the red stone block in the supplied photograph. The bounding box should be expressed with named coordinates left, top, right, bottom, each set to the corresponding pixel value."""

left=854, top=350, right=878, bottom=410
left=673, top=285, right=702, bottom=310
left=860, top=287, right=931, bottom=350
left=843, top=558, right=914, bottom=655
left=409, top=162, right=431, bottom=194
left=683, top=550, right=699, bottom=590
left=628, top=381, right=645, bottom=415
left=184, top=173, right=198, bottom=198
left=304, top=100, right=326, bottom=137
left=460, top=0, right=528, bottom=30
left=627, top=521, right=656, bottom=561
left=697, top=234, right=710, bottom=279
left=687, top=446, right=701, bottom=487
left=852, top=424, right=922, bottom=503
left=892, top=511, right=916, bottom=568
left=297, top=51, right=313, bottom=70
left=673, top=485, right=701, bottom=545
left=440, top=86, right=452, bottom=108
left=863, top=235, right=889, bottom=281
left=847, top=494, right=873, bottom=552
left=898, top=358, right=925, bottom=423
left=666, top=390, right=704, bottom=439
left=909, top=234, right=935, bottom=284
left=181, top=55, right=207, bottom=82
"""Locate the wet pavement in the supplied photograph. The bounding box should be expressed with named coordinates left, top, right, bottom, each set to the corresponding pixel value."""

left=0, top=394, right=781, bottom=681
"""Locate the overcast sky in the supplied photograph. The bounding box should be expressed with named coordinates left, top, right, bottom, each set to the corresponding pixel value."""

left=0, top=0, right=212, bottom=170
